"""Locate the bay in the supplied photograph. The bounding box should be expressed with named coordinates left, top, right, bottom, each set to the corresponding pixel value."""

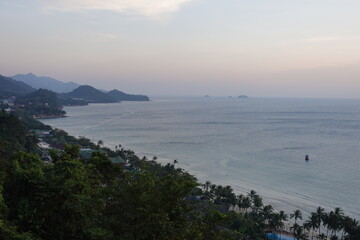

left=41, top=97, right=360, bottom=219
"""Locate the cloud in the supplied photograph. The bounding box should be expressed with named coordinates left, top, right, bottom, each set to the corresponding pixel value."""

left=41, top=0, right=195, bottom=18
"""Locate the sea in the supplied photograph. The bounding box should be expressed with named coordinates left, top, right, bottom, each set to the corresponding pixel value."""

left=41, top=97, right=360, bottom=219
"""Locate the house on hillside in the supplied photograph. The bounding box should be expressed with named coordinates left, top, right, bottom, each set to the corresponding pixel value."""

left=32, top=130, right=51, bottom=138
left=79, top=148, right=95, bottom=160
left=109, top=156, right=126, bottom=165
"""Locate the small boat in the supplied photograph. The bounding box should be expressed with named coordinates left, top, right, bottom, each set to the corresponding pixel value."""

left=305, top=155, right=309, bottom=161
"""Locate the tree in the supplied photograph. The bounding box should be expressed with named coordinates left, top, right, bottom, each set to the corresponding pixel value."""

left=304, top=212, right=319, bottom=240
left=327, top=208, right=344, bottom=238
left=290, top=209, right=303, bottom=225
left=97, top=140, right=104, bottom=148
left=343, top=216, right=359, bottom=239
left=261, top=205, right=274, bottom=225
left=314, top=206, right=325, bottom=237
left=291, top=224, right=308, bottom=240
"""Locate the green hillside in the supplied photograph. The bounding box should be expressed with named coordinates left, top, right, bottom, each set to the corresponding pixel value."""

left=107, top=89, right=150, bottom=101
left=16, top=89, right=66, bottom=117
left=0, top=75, right=35, bottom=97
left=64, top=85, right=116, bottom=103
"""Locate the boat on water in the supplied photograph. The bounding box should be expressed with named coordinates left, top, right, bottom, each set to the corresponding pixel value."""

left=305, top=155, right=309, bottom=161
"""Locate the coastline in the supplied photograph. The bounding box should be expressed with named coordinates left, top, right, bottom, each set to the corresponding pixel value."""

left=40, top=99, right=360, bottom=221
left=35, top=120, right=335, bottom=240
left=34, top=114, right=67, bottom=119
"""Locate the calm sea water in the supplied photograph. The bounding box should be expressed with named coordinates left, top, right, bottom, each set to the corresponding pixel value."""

left=41, top=97, right=360, bottom=219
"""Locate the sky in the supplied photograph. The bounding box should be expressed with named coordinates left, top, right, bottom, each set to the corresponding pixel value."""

left=0, top=0, right=360, bottom=98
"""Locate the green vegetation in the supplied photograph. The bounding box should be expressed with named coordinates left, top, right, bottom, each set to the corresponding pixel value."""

left=107, top=89, right=150, bottom=101
left=63, top=85, right=116, bottom=103
left=0, top=111, right=38, bottom=162
left=62, top=85, right=150, bottom=104
left=16, top=89, right=65, bottom=118
left=59, top=97, right=88, bottom=106
left=0, top=75, right=35, bottom=97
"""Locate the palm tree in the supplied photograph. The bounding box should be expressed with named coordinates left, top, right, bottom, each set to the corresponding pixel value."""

left=333, top=208, right=344, bottom=237
left=323, top=212, right=330, bottom=239
left=327, top=208, right=344, bottom=238
left=203, top=181, right=214, bottom=202
left=268, top=212, right=283, bottom=233
left=290, top=209, right=303, bottom=225
left=261, top=205, right=274, bottom=224
left=240, top=196, right=252, bottom=213
left=247, top=190, right=257, bottom=201
left=279, top=210, right=288, bottom=222
left=304, top=213, right=319, bottom=240
left=291, top=224, right=308, bottom=240
left=343, top=216, right=359, bottom=239
left=314, top=206, right=325, bottom=237
left=252, top=194, right=263, bottom=213
left=97, top=139, right=104, bottom=147
left=204, top=180, right=211, bottom=192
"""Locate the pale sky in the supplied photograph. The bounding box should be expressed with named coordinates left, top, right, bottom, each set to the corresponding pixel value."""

left=1, top=0, right=360, bottom=98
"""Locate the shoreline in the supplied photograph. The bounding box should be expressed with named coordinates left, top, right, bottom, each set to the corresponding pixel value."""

left=40, top=100, right=360, bottom=221
left=34, top=114, right=67, bottom=119
left=37, top=119, right=335, bottom=222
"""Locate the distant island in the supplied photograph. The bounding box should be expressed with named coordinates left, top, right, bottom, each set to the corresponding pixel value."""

left=0, top=73, right=150, bottom=107
left=238, top=95, right=249, bottom=98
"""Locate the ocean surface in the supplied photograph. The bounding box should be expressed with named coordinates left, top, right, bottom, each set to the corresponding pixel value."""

left=41, top=97, right=360, bottom=219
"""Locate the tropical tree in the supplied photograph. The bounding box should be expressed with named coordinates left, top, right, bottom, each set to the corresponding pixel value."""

left=343, top=216, right=359, bottom=239
left=238, top=195, right=252, bottom=214
left=290, top=209, right=303, bottom=225
left=252, top=195, right=263, bottom=213
left=247, top=190, right=257, bottom=202
left=97, top=139, right=103, bottom=147
left=327, top=208, right=344, bottom=238
left=304, top=212, right=319, bottom=240
left=291, top=223, right=308, bottom=240
left=279, top=210, right=288, bottom=222
left=267, top=212, right=284, bottom=233
left=261, top=205, right=274, bottom=226
left=314, top=206, right=325, bottom=237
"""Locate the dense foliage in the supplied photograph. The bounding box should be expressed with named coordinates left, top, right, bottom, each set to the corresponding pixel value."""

left=0, top=111, right=38, bottom=162
left=107, top=89, right=150, bottom=101
left=16, top=89, right=65, bottom=117
left=0, top=75, right=35, bottom=96
left=63, top=85, right=116, bottom=103
left=62, top=86, right=150, bottom=104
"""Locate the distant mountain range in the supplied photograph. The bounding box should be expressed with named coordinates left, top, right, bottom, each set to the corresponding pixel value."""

left=1, top=73, right=150, bottom=103
left=62, top=85, right=115, bottom=103
left=11, top=73, right=80, bottom=93
left=107, top=89, right=149, bottom=102
left=0, top=75, right=35, bottom=97
left=61, top=85, right=150, bottom=103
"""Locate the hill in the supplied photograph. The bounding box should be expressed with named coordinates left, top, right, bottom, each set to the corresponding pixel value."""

left=107, top=89, right=150, bottom=101
left=11, top=73, right=80, bottom=93
left=16, top=89, right=66, bottom=118
left=64, top=85, right=116, bottom=103
left=0, top=75, right=35, bottom=97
